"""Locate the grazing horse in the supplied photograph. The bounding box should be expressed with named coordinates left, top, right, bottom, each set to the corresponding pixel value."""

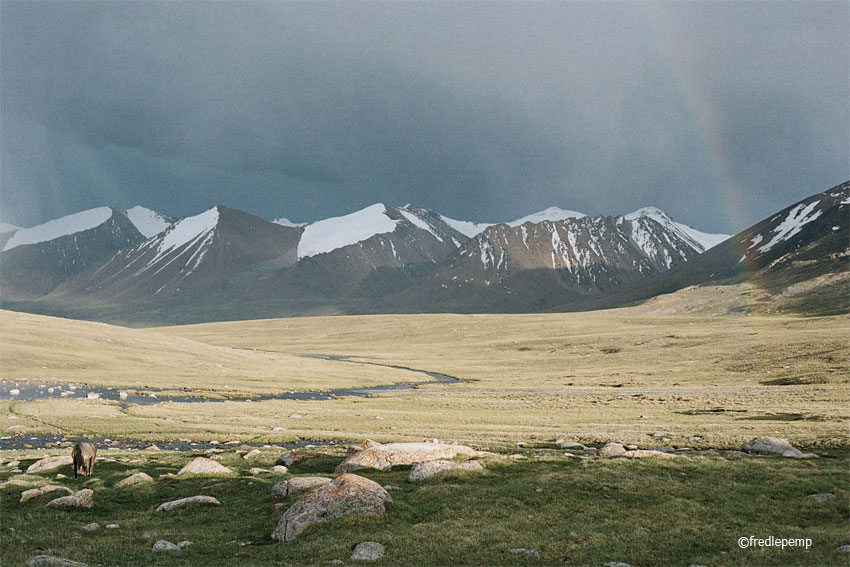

left=72, top=442, right=97, bottom=478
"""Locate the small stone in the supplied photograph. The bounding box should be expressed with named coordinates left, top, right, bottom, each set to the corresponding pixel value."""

left=105, top=524, right=119, bottom=529
left=329, top=560, right=345, bottom=565
left=625, top=444, right=638, bottom=451
left=510, top=548, right=540, bottom=559
left=598, top=443, right=626, bottom=458
left=622, top=450, right=678, bottom=459
left=508, top=454, right=526, bottom=460
left=177, top=541, right=192, bottom=548
left=382, top=484, right=401, bottom=491
left=836, top=545, right=850, bottom=553
left=250, top=467, right=269, bottom=475
left=177, top=457, right=232, bottom=475
left=20, top=485, right=73, bottom=504
left=351, top=542, right=385, bottom=561
left=555, top=440, right=585, bottom=450
left=156, top=495, right=221, bottom=512
left=808, top=493, right=835, bottom=502
left=46, top=489, right=93, bottom=509
left=79, top=523, right=100, bottom=532
left=25, top=556, right=88, bottom=567
left=604, top=562, right=631, bottom=567
left=271, top=465, right=288, bottom=473
left=244, top=449, right=262, bottom=460
left=152, top=540, right=179, bottom=552
left=651, top=432, right=671, bottom=438
left=55, top=473, right=67, bottom=479
left=116, top=472, right=154, bottom=488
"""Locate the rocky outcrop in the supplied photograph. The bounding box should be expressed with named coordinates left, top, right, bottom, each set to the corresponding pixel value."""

left=156, top=495, right=221, bottom=512
left=407, top=460, right=484, bottom=483
left=335, top=440, right=490, bottom=473
left=116, top=472, right=154, bottom=488
left=46, top=489, right=93, bottom=509
left=26, top=456, right=73, bottom=474
left=272, top=474, right=391, bottom=542
left=177, top=457, right=233, bottom=475
left=271, top=477, right=332, bottom=500
left=20, top=485, right=72, bottom=504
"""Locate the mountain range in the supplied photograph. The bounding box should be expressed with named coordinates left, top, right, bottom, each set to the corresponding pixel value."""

left=1, top=181, right=846, bottom=324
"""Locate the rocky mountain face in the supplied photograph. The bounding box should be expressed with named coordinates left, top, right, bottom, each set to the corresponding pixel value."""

left=412, top=208, right=724, bottom=311
left=48, top=206, right=302, bottom=302
left=0, top=207, right=146, bottom=299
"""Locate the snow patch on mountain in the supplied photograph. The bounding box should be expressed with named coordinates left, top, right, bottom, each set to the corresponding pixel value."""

left=625, top=207, right=728, bottom=252
left=756, top=201, right=823, bottom=254
left=399, top=206, right=444, bottom=242
left=440, top=216, right=492, bottom=238
left=273, top=217, right=307, bottom=228
left=297, top=203, right=399, bottom=258
left=125, top=206, right=172, bottom=238
left=509, top=206, right=585, bottom=227
left=0, top=222, right=21, bottom=233
left=3, top=207, right=113, bottom=251
left=144, top=207, right=219, bottom=268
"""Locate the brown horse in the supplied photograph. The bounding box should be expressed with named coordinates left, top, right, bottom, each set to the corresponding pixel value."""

left=72, top=442, right=97, bottom=478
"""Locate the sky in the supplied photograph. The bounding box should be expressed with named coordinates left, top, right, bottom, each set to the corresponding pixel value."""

left=1, top=1, right=847, bottom=234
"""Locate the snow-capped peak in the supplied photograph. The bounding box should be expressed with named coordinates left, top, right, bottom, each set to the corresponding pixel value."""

left=154, top=206, right=219, bottom=254
left=297, top=203, right=399, bottom=258
left=508, top=206, right=586, bottom=227
left=273, top=217, right=307, bottom=228
left=624, top=206, right=729, bottom=252
left=440, top=216, right=493, bottom=238
left=124, top=206, right=173, bottom=238
left=2, top=207, right=114, bottom=252
left=0, top=222, right=21, bottom=234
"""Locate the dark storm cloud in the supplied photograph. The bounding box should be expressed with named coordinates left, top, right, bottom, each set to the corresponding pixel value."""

left=1, top=1, right=847, bottom=233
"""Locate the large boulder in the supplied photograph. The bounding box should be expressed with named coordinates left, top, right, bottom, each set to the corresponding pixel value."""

left=335, top=440, right=491, bottom=473
left=177, top=457, right=232, bottom=475
left=116, top=472, right=154, bottom=488
left=271, top=473, right=391, bottom=542
left=597, top=443, right=626, bottom=458
left=156, top=495, right=221, bottom=512
left=20, top=485, right=73, bottom=504
left=46, top=489, right=93, bottom=509
left=26, top=456, right=73, bottom=474
left=741, top=437, right=814, bottom=458
left=408, top=460, right=484, bottom=483
left=271, top=477, right=332, bottom=500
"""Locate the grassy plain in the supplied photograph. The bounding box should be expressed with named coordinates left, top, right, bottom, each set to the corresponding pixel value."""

left=1, top=445, right=848, bottom=566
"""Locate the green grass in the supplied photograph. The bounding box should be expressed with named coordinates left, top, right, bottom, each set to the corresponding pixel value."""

left=1, top=447, right=848, bottom=566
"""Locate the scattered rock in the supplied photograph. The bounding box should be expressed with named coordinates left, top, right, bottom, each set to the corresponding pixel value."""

left=651, top=432, right=671, bottom=438
left=250, top=468, right=269, bottom=475
left=46, top=489, right=93, bottom=509
left=55, top=473, right=68, bottom=479
left=724, top=450, right=747, bottom=458
left=647, top=446, right=675, bottom=453
left=116, top=472, right=154, bottom=488
left=105, top=524, right=119, bottom=529
left=836, top=544, right=850, bottom=553
left=156, top=495, right=221, bottom=512
left=244, top=449, right=262, bottom=460
left=622, top=450, right=678, bottom=459
left=276, top=450, right=318, bottom=467
left=329, top=560, right=345, bottom=565
left=508, top=454, right=527, bottom=460
left=152, top=540, right=179, bottom=551
left=25, top=556, right=88, bottom=567
left=604, top=562, right=631, bottom=567
left=809, top=493, right=835, bottom=502
left=79, top=523, right=100, bottom=532
left=625, top=444, right=638, bottom=451
left=510, top=548, right=540, bottom=559
left=693, top=450, right=720, bottom=457
left=555, top=440, right=585, bottom=450
left=408, top=459, right=484, bottom=483
left=272, top=473, right=391, bottom=542
left=597, top=443, right=626, bottom=458
left=741, top=437, right=810, bottom=458
left=177, top=541, right=192, bottom=548
left=271, top=476, right=332, bottom=500
left=26, top=455, right=73, bottom=474
left=6, top=460, right=20, bottom=468
left=382, top=484, right=401, bottom=491
left=351, top=542, right=385, bottom=561
left=20, top=485, right=73, bottom=504
left=177, top=457, right=232, bottom=475
left=271, top=465, right=288, bottom=474
left=335, top=440, right=491, bottom=473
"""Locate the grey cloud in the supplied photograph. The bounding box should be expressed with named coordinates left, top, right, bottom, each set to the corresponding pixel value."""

left=1, top=1, right=847, bottom=233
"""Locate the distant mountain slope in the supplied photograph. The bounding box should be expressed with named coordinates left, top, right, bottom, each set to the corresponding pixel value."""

left=0, top=207, right=144, bottom=298
left=50, top=206, right=302, bottom=301
left=439, top=206, right=586, bottom=238
left=605, top=180, right=849, bottom=314
left=257, top=204, right=469, bottom=298
left=412, top=207, right=721, bottom=311
left=124, top=206, right=175, bottom=238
